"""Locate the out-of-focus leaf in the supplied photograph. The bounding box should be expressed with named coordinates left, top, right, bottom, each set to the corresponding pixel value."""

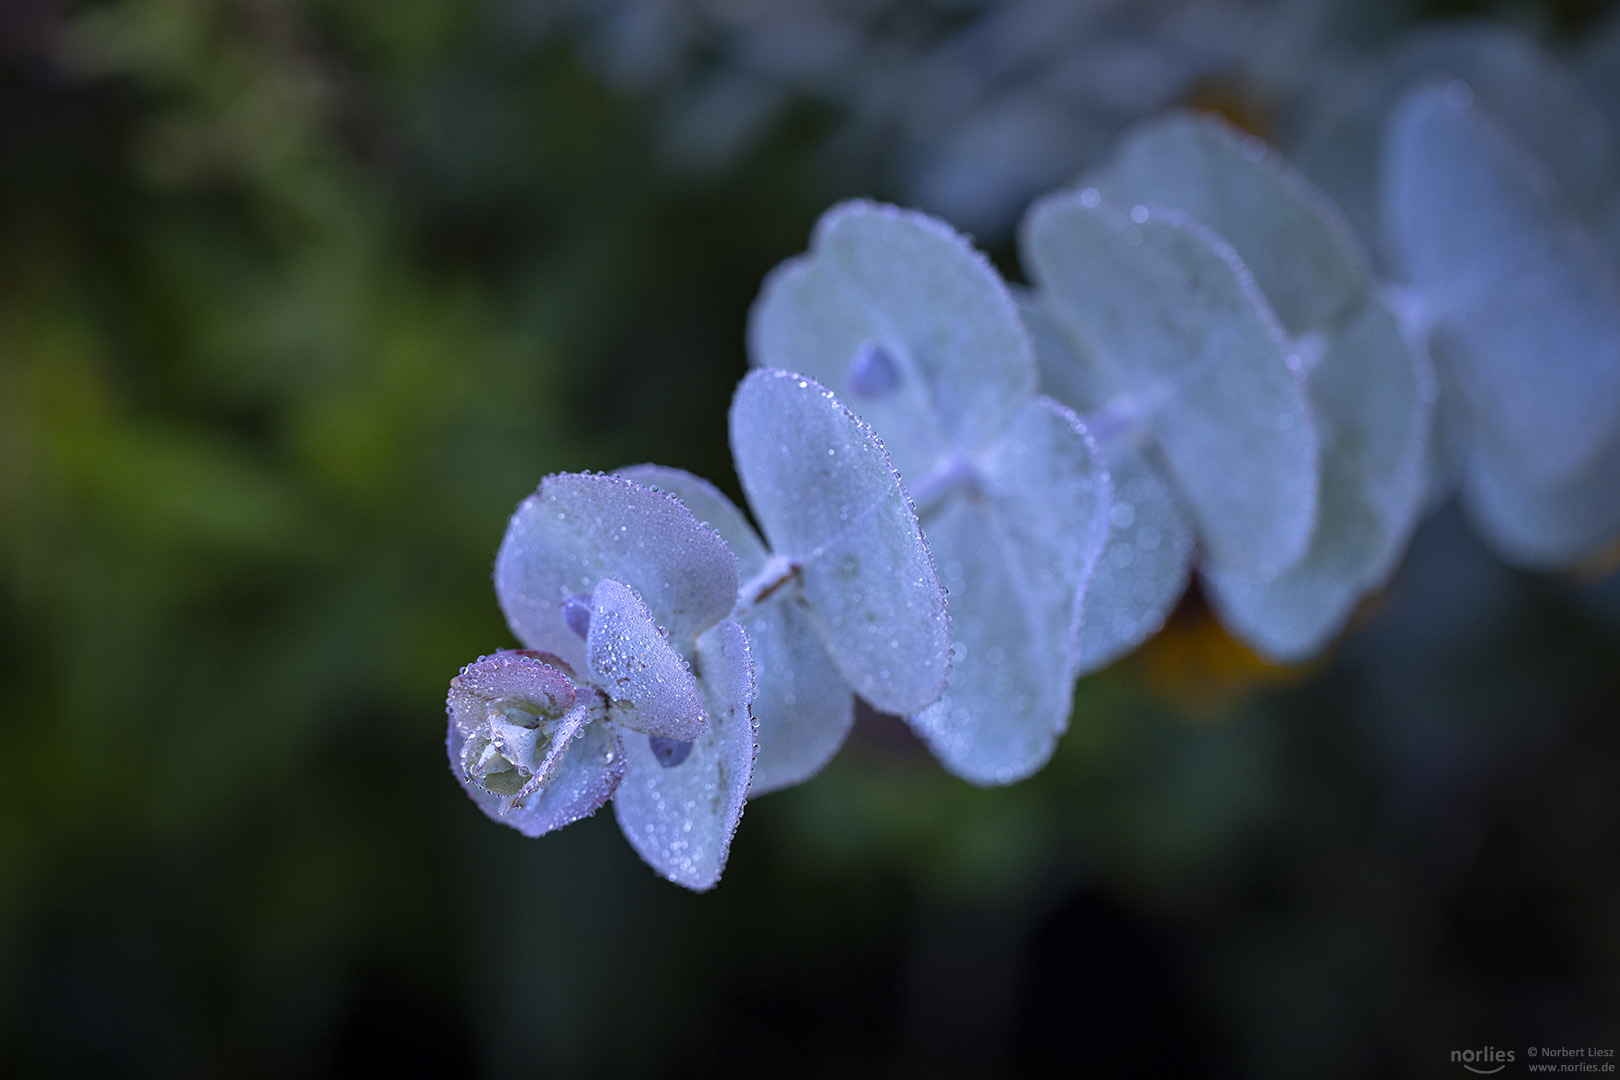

left=1465, top=426, right=1620, bottom=568
left=729, top=368, right=948, bottom=716
left=1297, top=22, right=1620, bottom=257
left=1205, top=296, right=1433, bottom=660
left=1023, top=292, right=1197, bottom=673
left=1021, top=194, right=1317, bottom=580
left=1382, top=84, right=1620, bottom=488
left=909, top=398, right=1110, bottom=785
left=746, top=200, right=1037, bottom=482
left=613, top=619, right=756, bottom=891
left=1091, top=111, right=1369, bottom=336
left=586, top=579, right=707, bottom=741
left=495, top=473, right=738, bottom=669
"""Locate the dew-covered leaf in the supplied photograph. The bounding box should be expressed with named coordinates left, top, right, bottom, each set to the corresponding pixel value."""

left=1021, top=194, right=1318, bottom=579
left=446, top=652, right=624, bottom=839
left=1382, top=84, right=1620, bottom=486
left=495, top=473, right=738, bottom=670
left=730, top=368, right=949, bottom=716
left=909, top=398, right=1110, bottom=785
left=1204, top=296, right=1433, bottom=661
left=1090, top=111, right=1370, bottom=336
left=1076, top=450, right=1196, bottom=674
left=615, top=461, right=853, bottom=794
left=1296, top=22, right=1620, bottom=259
left=738, top=600, right=853, bottom=795
left=615, top=464, right=768, bottom=580
left=1464, top=427, right=1620, bottom=568
left=747, top=200, right=1037, bottom=482
left=446, top=650, right=577, bottom=737
left=613, top=619, right=756, bottom=891
left=586, top=579, right=707, bottom=741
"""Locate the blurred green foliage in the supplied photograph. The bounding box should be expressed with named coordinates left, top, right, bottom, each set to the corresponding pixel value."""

left=0, top=1, right=1616, bottom=1077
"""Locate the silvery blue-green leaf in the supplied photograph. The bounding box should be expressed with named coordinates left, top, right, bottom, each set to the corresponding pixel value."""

left=1204, top=296, right=1434, bottom=661
left=1074, top=450, right=1196, bottom=674
left=1382, top=84, right=1620, bottom=487
left=613, top=619, right=756, bottom=891
left=909, top=397, right=1110, bottom=785
left=734, top=600, right=853, bottom=794
left=1297, top=22, right=1620, bottom=258
left=1415, top=325, right=1475, bottom=511
left=747, top=200, right=1037, bottom=482
left=1018, top=289, right=1119, bottom=419
left=730, top=368, right=949, bottom=716
left=586, top=579, right=707, bottom=741
left=495, top=473, right=738, bottom=670
left=1020, top=194, right=1318, bottom=580
left=1089, top=111, right=1370, bottom=337
left=615, top=465, right=768, bottom=579
left=1020, top=294, right=1194, bottom=673
left=1464, top=428, right=1620, bottom=568
left=446, top=653, right=624, bottom=838
left=616, top=464, right=854, bottom=796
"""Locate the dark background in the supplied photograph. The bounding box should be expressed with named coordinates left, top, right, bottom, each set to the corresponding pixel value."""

left=1, top=1, right=1616, bottom=1076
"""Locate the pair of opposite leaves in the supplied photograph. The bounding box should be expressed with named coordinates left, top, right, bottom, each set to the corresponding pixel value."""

left=1328, top=26, right=1620, bottom=569
left=448, top=369, right=949, bottom=890
left=753, top=111, right=1434, bottom=684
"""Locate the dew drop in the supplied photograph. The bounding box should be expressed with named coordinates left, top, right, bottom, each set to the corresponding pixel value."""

left=1240, top=134, right=1267, bottom=162
left=1130, top=204, right=1149, bottom=224
left=562, top=593, right=592, bottom=639
left=649, top=735, right=694, bottom=768
left=849, top=340, right=902, bottom=398
left=1079, top=187, right=1101, bottom=208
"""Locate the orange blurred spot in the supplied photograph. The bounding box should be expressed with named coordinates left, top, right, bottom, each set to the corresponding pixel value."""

left=1127, top=590, right=1316, bottom=719
left=1180, top=80, right=1273, bottom=139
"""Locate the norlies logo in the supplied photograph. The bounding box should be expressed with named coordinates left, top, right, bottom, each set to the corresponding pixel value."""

left=1453, top=1047, right=1516, bottom=1074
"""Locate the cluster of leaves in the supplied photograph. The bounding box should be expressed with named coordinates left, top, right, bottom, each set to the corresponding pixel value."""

left=451, top=20, right=1620, bottom=889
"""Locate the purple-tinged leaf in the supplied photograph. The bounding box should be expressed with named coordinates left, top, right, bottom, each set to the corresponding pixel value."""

left=586, top=579, right=707, bottom=741
left=614, top=619, right=757, bottom=891
left=446, top=653, right=623, bottom=838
